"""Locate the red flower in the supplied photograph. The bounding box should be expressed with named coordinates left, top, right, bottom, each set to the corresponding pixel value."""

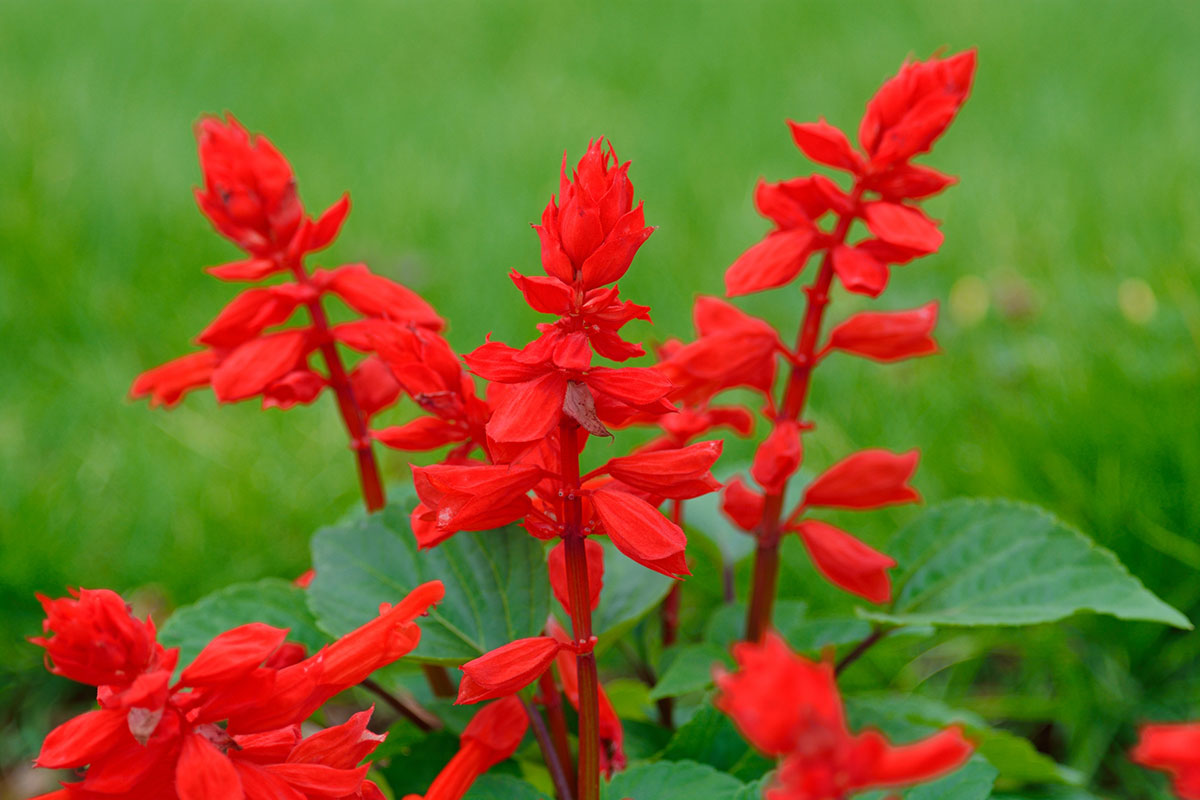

left=823, top=302, right=939, bottom=362
left=456, top=637, right=565, bottom=704
left=598, top=440, right=723, bottom=500
left=31, top=582, right=443, bottom=799
left=1132, top=723, right=1200, bottom=799
left=404, top=697, right=529, bottom=800
left=716, top=633, right=972, bottom=800
left=411, top=463, right=544, bottom=546
left=802, top=449, right=920, bottom=510
left=660, top=296, right=783, bottom=403
left=789, top=520, right=895, bottom=604
left=752, top=421, right=803, bottom=495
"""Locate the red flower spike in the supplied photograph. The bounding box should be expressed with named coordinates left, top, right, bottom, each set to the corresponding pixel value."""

left=407, top=697, right=529, bottom=800
left=862, top=202, right=943, bottom=254
left=591, top=487, right=690, bottom=578
left=456, top=637, right=564, bottom=704
left=602, top=440, right=723, bottom=499
left=721, top=477, right=765, bottom=533
left=826, top=302, right=938, bottom=362
left=724, top=228, right=815, bottom=297
left=1132, top=723, right=1200, bottom=799
left=792, top=520, right=895, bottom=604
left=549, top=538, right=604, bottom=615
left=31, top=588, right=161, bottom=688
left=717, top=633, right=972, bottom=799
left=752, top=420, right=803, bottom=495
left=803, top=449, right=920, bottom=510
left=787, top=119, right=863, bottom=173
left=859, top=50, right=977, bottom=171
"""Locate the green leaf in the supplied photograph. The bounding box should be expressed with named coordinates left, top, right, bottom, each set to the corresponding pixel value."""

left=846, top=693, right=1079, bottom=786
left=591, top=537, right=674, bottom=646
left=307, top=503, right=550, bottom=664
left=649, top=643, right=732, bottom=700
left=602, top=759, right=746, bottom=800
left=785, top=616, right=873, bottom=651
left=704, top=601, right=808, bottom=651
left=731, top=775, right=771, bottom=800
left=159, top=578, right=328, bottom=668
left=376, top=725, right=460, bottom=797
left=904, top=758, right=998, bottom=800
left=657, top=703, right=773, bottom=780
left=463, top=774, right=551, bottom=800
left=862, top=499, right=1191, bottom=629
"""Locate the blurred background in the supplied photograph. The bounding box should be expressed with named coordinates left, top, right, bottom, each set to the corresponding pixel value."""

left=1, top=0, right=1198, bottom=796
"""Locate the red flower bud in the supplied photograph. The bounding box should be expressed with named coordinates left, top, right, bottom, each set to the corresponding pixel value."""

left=457, top=637, right=564, bottom=704
left=31, top=589, right=161, bottom=688
left=792, top=519, right=895, bottom=604
left=826, top=302, right=938, bottom=362
left=803, top=449, right=920, bottom=510
left=602, top=440, right=723, bottom=500
left=752, top=421, right=803, bottom=495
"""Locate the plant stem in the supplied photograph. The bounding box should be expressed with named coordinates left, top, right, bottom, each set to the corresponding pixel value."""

left=288, top=262, right=386, bottom=513
left=422, top=663, right=456, bottom=698
left=522, top=695, right=575, bottom=800
left=538, top=669, right=575, bottom=796
left=558, top=419, right=600, bottom=800
left=656, top=499, right=684, bottom=728
left=835, top=625, right=888, bottom=675
left=744, top=191, right=862, bottom=642
left=361, top=677, right=440, bottom=732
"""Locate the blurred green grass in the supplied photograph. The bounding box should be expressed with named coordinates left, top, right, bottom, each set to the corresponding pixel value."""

left=2, top=0, right=1199, bottom=791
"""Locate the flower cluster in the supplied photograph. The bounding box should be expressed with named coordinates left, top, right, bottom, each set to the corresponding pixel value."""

left=30, top=583, right=443, bottom=799
left=658, top=51, right=975, bottom=636
left=130, top=114, right=444, bottom=511
left=716, top=633, right=973, bottom=799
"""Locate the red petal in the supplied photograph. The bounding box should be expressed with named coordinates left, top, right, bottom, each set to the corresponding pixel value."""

left=35, top=709, right=128, bottom=768
left=591, top=488, right=689, bottom=577
left=349, top=356, right=401, bottom=418
left=827, top=302, right=938, bottom=362
left=869, top=163, right=956, bottom=201
left=559, top=197, right=604, bottom=265
left=510, top=270, right=573, bottom=315
left=548, top=539, right=604, bottom=615
left=831, top=244, right=889, bottom=298
left=318, top=263, right=444, bottom=330
left=721, top=477, right=764, bottom=532
left=262, top=763, right=369, bottom=796
left=586, top=366, right=673, bottom=412
left=412, top=463, right=543, bottom=534
left=181, top=623, right=289, bottom=686
left=754, top=177, right=831, bottom=228
left=373, top=417, right=467, bottom=451
left=206, top=258, right=281, bottom=282
left=580, top=206, right=654, bottom=288
left=131, top=350, right=218, bottom=408
left=460, top=695, right=530, bottom=763
left=486, top=371, right=568, bottom=443
left=211, top=330, right=311, bottom=403
left=787, top=119, right=862, bottom=172
left=308, top=194, right=350, bottom=252
left=261, top=369, right=326, bottom=410
left=603, top=440, right=723, bottom=499
left=803, top=449, right=920, bottom=510
left=794, top=519, right=895, bottom=603
left=230, top=764, right=307, bottom=800
left=724, top=228, right=815, bottom=297
left=862, top=202, right=943, bottom=254
left=464, top=341, right=550, bottom=383
left=751, top=421, right=802, bottom=495
left=867, top=726, right=973, bottom=787
left=176, top=733, right=244, bottom=800
left=457, top=637, right=563, bottom=704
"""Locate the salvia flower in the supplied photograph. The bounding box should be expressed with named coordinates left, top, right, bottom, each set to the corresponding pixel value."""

left=30, top=581, right=443, bottom=799
left=403, top=696, right=528, bottom=800
left=716, top=633, right=973, bottom=799
left=1132, top=723, right=1200, bottom=799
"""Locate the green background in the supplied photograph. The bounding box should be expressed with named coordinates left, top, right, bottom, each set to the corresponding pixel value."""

left=2, top=1, right=1198, bottom=796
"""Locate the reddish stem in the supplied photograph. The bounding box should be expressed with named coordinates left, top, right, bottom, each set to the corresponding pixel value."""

left=656, top=499, right=684, bottom=728
left=288, top=262, right=386, bottom=513
left=538, top=669, right=576, bottom=797
left=521, top=695, right=575, bottom=800
left=558, top=419, right=600, bottom=800
left=744, top=189, right=862, bottom=642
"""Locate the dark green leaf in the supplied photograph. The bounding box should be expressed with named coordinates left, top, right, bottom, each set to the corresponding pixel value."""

left=863, top=499, right=1190, bottom=629
left=657, top=703, right=773, bottom=780
left=308, top=503, right=550, bottom=664
left=592, top=538, right=674, bottom=647
left=463, top=774, right=552, bottom=800
left=649, top=643, right=732, bottom=700
left=376, top=725, right=460, bottom=796
left=602, top=759, right=746, bottom=800
left=159, top=578, right=328, bottom=668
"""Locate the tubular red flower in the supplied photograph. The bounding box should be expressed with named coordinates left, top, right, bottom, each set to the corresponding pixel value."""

left=412, top=463, right=543, bottom=539
left=752, top=421, right=803, bottom=495
left=724, top=228, right=815, bottom=297
left=802, top=449, right=920, bottom=510
left=31, top=588, right=162, bottom=688
left=791, top=520, right=896, bottom=604
left=601, top=440, right=723, bottom=499
left=787, top=119, right=863, bottom=173
left=1132, top=723, right=1200, bottom=799
left=717, top=633, right=972, bottom=799
left=129, top=350, right=218, bottom=408
left=407, top=697, right=529, bottom=800
left=591, top=486, right=689, bottom=578
left=721, top=477, right=765, bottom=533
left=456, top=637, right=564, bottom=704
left=825, top=302, right=939, bottom=362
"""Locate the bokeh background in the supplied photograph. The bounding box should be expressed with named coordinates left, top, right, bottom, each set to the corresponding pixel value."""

left=2, top=0, right=1199, bottom=796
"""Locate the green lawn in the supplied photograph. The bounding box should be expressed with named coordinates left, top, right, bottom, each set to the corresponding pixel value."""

left=2, top=0, right=1199, bottom=791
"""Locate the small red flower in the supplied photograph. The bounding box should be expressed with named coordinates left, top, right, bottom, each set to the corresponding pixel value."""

left=716, top=633, right=972, bottom=800
left=802, top=449, right=921, bottom=510
left=404, top=697, right=529, bottom=800
left=1132, top=723, right=1200, bottom=799
left=824, top=302, right=939, bottom=362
